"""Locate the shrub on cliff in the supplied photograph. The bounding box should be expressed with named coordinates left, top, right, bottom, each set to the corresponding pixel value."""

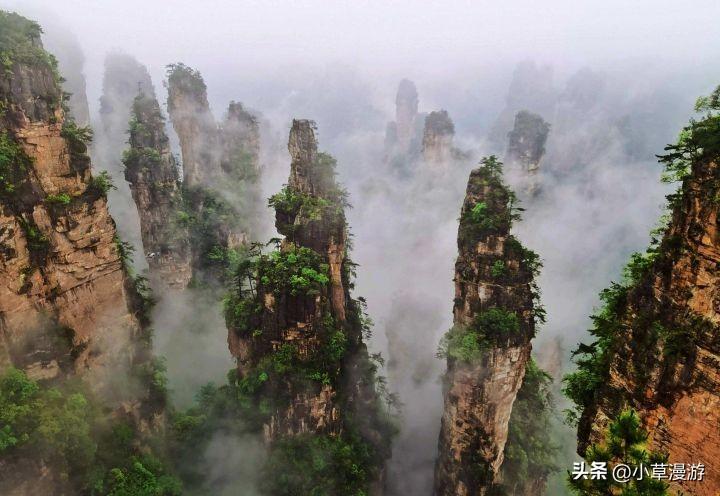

left=0, top=131, right=32, bottom=196
left=0, top=368, right=181, bottom=494
left=569, top=409, right=668, bottom=496
left=499, top=359, right=560, bottom=493
left=437, top=308, right=522, bottom=362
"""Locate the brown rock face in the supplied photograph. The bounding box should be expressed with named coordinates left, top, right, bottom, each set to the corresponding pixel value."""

left=225, top=120, right=393, bottom=493
left=166, top=63, right=221, bottom=188
left=231, top=120, right=352, bottom=437
left=434, top=158, right=539, bottom=495
left=0, top=13, right=145, bottom=392
left=422, top=110, right=455, bottom=166
left=165, top=64, right=261, bottom=259
left=221, top=101, right=260, bottom=181
left=97, top=53, right=154, bottom=260
left=506, top=110, right=550, bottom=196
left=577, top=156, right=720, bottom=496
left=123, top=90, right=192, bottom=289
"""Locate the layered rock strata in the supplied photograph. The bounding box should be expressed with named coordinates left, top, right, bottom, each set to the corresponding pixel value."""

left=123, top=89, right=192, bottom=289
left=422, top=110, right=456, bottom=167
left=225, top=120, right=393, bottom=493
left=434, top=157, right=540, bottom=495
left=574, top=124, right=720, bottom=495
left=506, top=110, right=550, bottom=196
left=0, top=12, right=148, bottom=393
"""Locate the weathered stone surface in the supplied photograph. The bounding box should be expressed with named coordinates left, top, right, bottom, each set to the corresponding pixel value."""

left=226, top=119, right=392, bottom=492
left=506, top=110, right=550, bottom=196
left=434, top=162, right=538, bottom=495
left=165, top=64, right=261, bottom=273
left=166, top=63, right=220, bottom=188
left=394, top=79, right=419, bottom=154
left=0, top=14, right=146, bottom=394
left=422, top=110, right=455, bottom=166
left=384, top=79, right=424, bottom=172
left=489, top=61, right=556, bottom=151
left=97, top=53, right=154, bottom=260
left=42, top=24, right=90, bottom=126
left=578, top=157, right=720, bottom=496
left=123, top=90, right=192, bottom=289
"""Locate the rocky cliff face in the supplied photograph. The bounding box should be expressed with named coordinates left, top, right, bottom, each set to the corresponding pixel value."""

left=123, top=89, right=192, bottom=290
left=97, top=53, right=154, bottom=263
left=392, top=79, right=420, bottom=154
left=570, top=97, right=720, bottom=495
left=224, top=119, right=393, bottom=494
left=0, top=12, right=147, bottom=393
left=434, top=157, right=540, bottom=496
left=230, top=120, right=349, bottom=436
left=422, top=110, right=456, bottom=166
left=166, top=64, right=260, bottom=260
left=221, top=101, right=260, bottom=182
left=506, top=110, right=550, bottom=197
left=489, top=61, right=556, bottom=152
left=41, top=24, right=90, bottom=126
left=166, top=63, right=221, bottom=188
left=99, top=53, right=154, bottom=140
left=384, top=79, right=424, bottom=173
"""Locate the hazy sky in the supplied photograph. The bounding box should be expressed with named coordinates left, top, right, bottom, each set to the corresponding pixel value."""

left=4, top=0, right=720, bottom=120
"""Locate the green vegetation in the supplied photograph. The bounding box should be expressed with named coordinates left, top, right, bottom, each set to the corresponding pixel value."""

left=261, top=432, right=380, bottom=496
left=269, top=186, right=334, bottom=221
left=460, top=156, right=522, bottom=242
left=563, top=281, right=626, bottom=423
left=61, top=121, right=93, bottom=169
left=88, top=171, right=117, bottom=197
left=98, top=456, right=181, bottom=496
left=658, top=85, right=720, bottom=188
left=0, top=11, right=61, bottom=84
left=18, top=216, right=49, bottom=258
left=0, top=368, right=180, bottom=495
left=569, top=409, right=668, bottom=496
left=507, top=110, right=550, bottom=165
left=498, top=359, right=560, bottom=494
left=0, top=131, right=32, bottom=196
left=45, top=192, right=72, bottom=205
left=490, top=260, right=506, bottom=278
left=222, top=243, right=331, bottom=330
left=563, top=176, right=697, bottom=422
left=0, top=367, right=95, bottom=473
left=128, top=114, right=149, bottom=141
left=258, top=246, right=330, bottom=296
left=166, top=63, right=206, bottom=102
left=61, top=121, right=93, bottom=146
left=176, top=185, right=246, bottom=283
left=437, top=324, right=483, bottom=362
left=122, top=148, right=162, bottom=170
left=168, top=354, right=395, bottom=494
left=438, top=308, right=521, bottom=362
left=224, top=147, right=258, bottom=183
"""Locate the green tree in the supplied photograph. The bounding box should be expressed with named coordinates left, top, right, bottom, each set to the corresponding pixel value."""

left=569, top=409, right=669, bottom=496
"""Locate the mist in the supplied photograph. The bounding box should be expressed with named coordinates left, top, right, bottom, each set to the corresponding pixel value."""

left=3, top=0, right=720, bottom=494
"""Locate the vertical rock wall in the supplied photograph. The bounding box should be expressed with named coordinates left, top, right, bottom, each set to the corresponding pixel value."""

left=576, top=153, right=720, bottom=496
left=506, top=110, right=550, bottom=196
left=0, top=12, right=146, bottom=394
left=123, top=89, right=192, bottom=289
left=434, top=158, right=539, bottom=495
left=225, top=120, right=393, bottom=494
left=422, top=110, right=456, bottom=167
